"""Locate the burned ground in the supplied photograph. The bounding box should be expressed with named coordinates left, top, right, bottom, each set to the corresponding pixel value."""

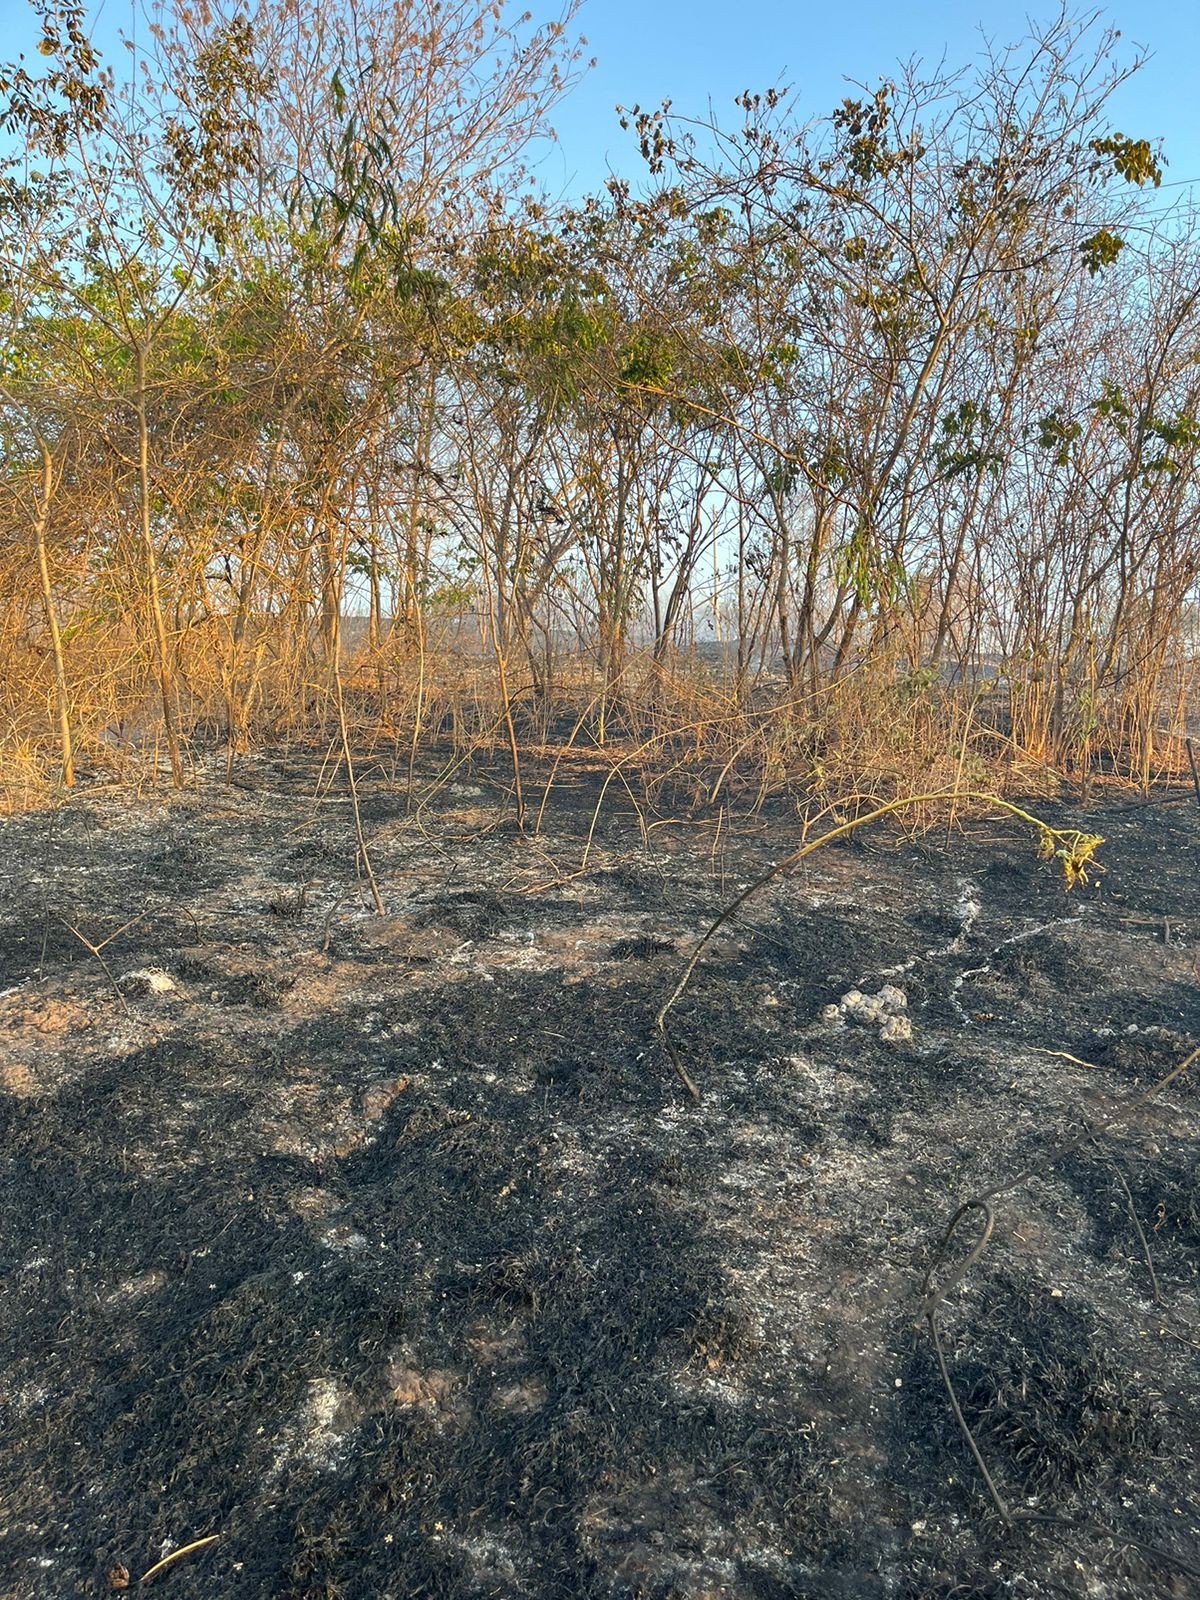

left=1, top=752, right=1198, bottom=1599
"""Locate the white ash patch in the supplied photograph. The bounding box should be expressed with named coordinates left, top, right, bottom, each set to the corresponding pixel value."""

left=318, top=1222, right=368, bottom=1253
left=1, top=1379, right=50, bottom=1419
left=270, top=1377, right=361, bottom=1477
left=948, top=911, right=1085, bottom=1023
left=287, top=1186, right=343, bottom=1221
left=490, top=1376, right=548, bottom=1415
left=777, top=1054, right=870, bottom=1109
left=120, top=967, right=177, bottom=995
left=876, top=876, right=981, bottom=982
left=104, top=1267, right=170, bottom=1305
left=448, top=1529, right=524, bottom=1587
left=824, top=985, right=912, bottom=1041
left=672, top=1364, right=753, bottom=1412
left=950, top=882, right=982, bottom=950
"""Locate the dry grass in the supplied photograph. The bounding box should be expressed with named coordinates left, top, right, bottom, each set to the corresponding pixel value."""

left=1, top=609, right=1196, bottom=816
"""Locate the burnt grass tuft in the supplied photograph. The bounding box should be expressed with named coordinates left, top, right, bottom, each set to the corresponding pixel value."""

left=898, top=1278, right=1165, bottom=1507
left=1, top=762, right=1199, bottom=1597
left=1056, top=1146, right=1200, bottom=1287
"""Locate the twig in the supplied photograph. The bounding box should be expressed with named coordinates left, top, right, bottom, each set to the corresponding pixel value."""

left=57, top=910, right=150, bottom=1016
left=976, top=1044, right=1200, bottom=1208
left=1035, top=1048, right=1100, bottom=1070
left=1105, top=1148, right=1163, bottom=1305
left=333, top=669, right=386, bottom=917
left=1159, top=1326, right=1200, bottom=1354
left=920, top=1201, right=1013, bottom=1522
left=578, top=753, right=651, bottom=874
left=138, top=1533, right=219, bottom=1584
left=320, top=890, right=351, bottom=953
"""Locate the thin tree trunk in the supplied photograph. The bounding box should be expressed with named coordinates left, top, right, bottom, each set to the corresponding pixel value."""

left=135, top=345, right=184, bottom=787
left=32, top=437, right=74, bottom=787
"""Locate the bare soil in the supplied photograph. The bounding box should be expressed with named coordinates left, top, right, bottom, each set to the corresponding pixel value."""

left=1, top=749, right=1199, bottom=1599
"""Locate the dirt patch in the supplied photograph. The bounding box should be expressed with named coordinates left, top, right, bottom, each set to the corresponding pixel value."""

left=0, top=1060, right=38, bottom=1097
left=1, top=753, right=1198, bottom=1597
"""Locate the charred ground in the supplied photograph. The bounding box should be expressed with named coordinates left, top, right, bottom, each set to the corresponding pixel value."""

left=1, top=750, right=1198, bottom=1599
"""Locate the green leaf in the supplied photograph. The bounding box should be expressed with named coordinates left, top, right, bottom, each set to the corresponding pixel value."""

left=1079, top=229, right=1125, bottom=276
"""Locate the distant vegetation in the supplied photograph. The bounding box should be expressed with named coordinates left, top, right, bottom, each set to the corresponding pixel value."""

left=2, top=1, right=1197, bottom=807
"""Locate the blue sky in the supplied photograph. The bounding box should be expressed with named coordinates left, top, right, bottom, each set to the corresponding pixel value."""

left=533, top=0, right=1200, bottom=201
left=5, top=0, right=1198, bottom=203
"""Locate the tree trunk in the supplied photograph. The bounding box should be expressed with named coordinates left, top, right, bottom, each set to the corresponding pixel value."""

left=32, top=437, right=74, bottom=787
left=136, top=345, right=184, bottom=787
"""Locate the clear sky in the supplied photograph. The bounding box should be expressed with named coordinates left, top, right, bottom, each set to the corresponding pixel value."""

left=532, top=0, right=1200, bottom=202
left=4, top=0, right=1198, bottom=205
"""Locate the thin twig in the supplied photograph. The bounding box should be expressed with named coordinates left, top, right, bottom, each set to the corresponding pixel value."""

left=138, top=1533, right=219, bottom=1584
left=922, top=1204, right=1012, bottom=1524
left=1035, top=1048, right=1101, bottom=1070
left=57, top=913, right=152, bottom=1016
left=977, top=1044, right=1200, bottom=1207
left=333, top=669, right=386, bottom=917
left=1159, top=1326, right=1200, bottom=1354
left=1105, top=1153, right=1163, bottom=1305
